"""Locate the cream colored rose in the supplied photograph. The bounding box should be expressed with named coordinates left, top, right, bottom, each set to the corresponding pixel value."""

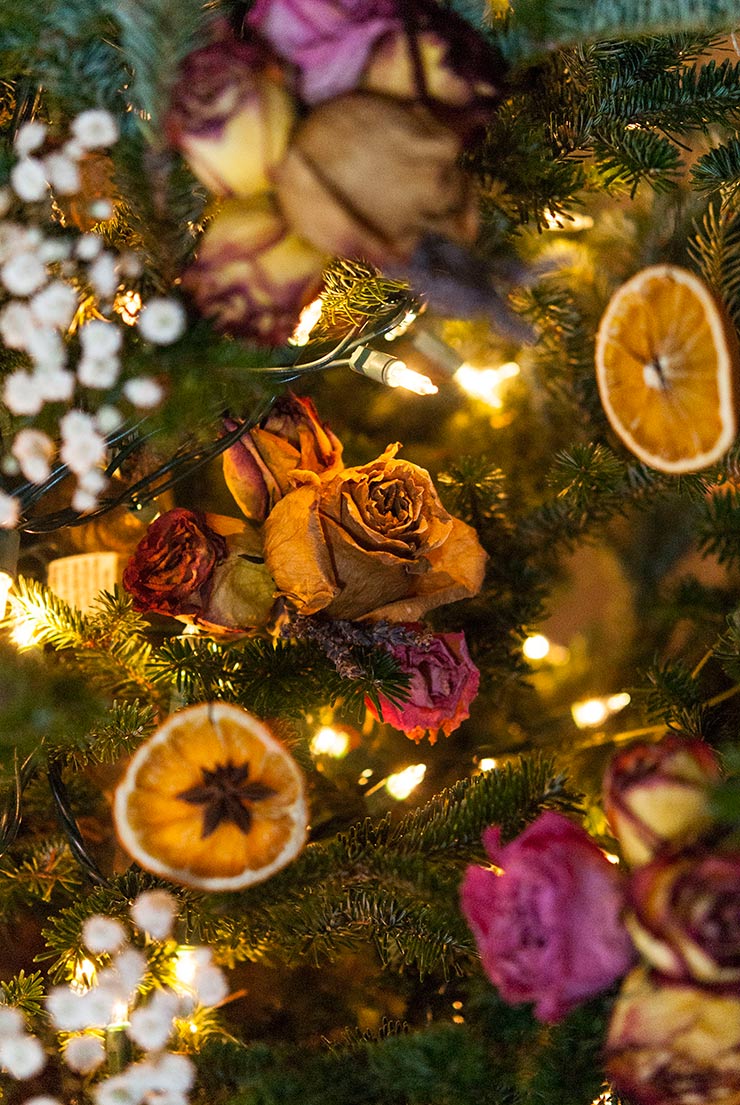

left=263, top=444, right=486, bottom=622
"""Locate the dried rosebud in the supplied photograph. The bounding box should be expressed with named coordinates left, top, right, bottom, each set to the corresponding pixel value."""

left=603, top=737, right=721, bottom=867
left=197, top=523, right=276, bottom=633
left=263, top=443, right=486, bottom=622
left=607, top=966, right=740, bottom=1105
left=274, top=92, right=478, bottom=268
left=122, top=509, right=227, bottom=617
left=223, top=393, right=344, bottom=522
left=167, top=31, right=296, bottom=198
left=246, top=0, right=400, bottom=103
left=367, top=630, right=479, bottom=743
left=182, top=196, right=327, bottom=345
left=626, top=849, right=740, bottom=985
left=461, top=812, right=635, bottom=1023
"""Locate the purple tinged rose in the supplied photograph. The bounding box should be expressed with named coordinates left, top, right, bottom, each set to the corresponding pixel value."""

left=461, top=811, right=635, bottom=1023
left=122, top=509, right=227, bottom=617
left=246, top=0, right=401, bottom=104
left=626, top=849, right=740, bottom=985
left=368, top=631, right=479, bottom=744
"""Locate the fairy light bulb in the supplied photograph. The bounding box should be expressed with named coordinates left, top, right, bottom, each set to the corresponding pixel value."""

left=453, top=361, right=520, bottom=409
left=522, top=634, right=550, bottom=660
left=571, top=693, right=631, bottom=729
left=71, top=957, right=97, bottom=994
left=10, top=618, right=38, bottom=650
left=289, top=295, right=324, bottom=346
left=108, top=999, right=130, bottom=1027
left=349, top=346, right=437, bottom=395
left=173, top=947, right=198, bottom=990
left=310, top=726, right=350, bottom=759
left=385, top=764, right=426, bottom=800
left=478, top=757, right=498, bottom=772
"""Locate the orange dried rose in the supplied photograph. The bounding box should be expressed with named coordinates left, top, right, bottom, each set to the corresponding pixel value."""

left=262, top=444, right=487, bottom=622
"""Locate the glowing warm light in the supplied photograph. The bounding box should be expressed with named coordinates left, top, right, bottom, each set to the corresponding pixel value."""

left=173, top=947, right=198, bottom=989
left=310, top=726, right=350, bottom=759
left=386, top=764, right=426, bottom=800
left=542, top=208, right=595, bottom=232
left=349, top=347, right=437, bottom=395
left=603, top=852, right=620, bottom=865
left=454, top=361, right=520, bottom=409
left=385, top=361, right=438, bottom=395
left=571, top=698, right=610, bottom=728
left=71, top=958, right=97, bottom=994
left=0, top=571, right=12, bottom=621
left=383, top=309, right=418, bottom=341
left=288, top=296, right=324, bottom=346
left=188, top=1021, right=198, bottom=1034
left=607, top=692, right=631, bottom=712
left=10, top=619, right=39, bottom=651
left=358, top=768, right=373, bottom=785
left=478, top=758, right=498, bottom=772
left=114, top=289, right=142, bottom=326
left=108, top=1000, right=130, bottom=1026
left=522, top=634, right=550, bottom=661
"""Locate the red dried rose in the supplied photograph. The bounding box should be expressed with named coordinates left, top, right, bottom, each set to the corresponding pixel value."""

left=122, top=509, right=227, bottom=617
left=367, top=630, right=479, bottom=743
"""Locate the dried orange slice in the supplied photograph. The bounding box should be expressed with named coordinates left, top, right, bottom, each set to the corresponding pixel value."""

left=595, top=264, right=738, bottom=473
left=113, top=702, right=308, bottom=891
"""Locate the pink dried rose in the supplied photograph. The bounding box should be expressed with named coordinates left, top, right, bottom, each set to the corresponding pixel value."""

left=603, top=736, right=721, bottom=867
left=273, top=92, right=478, bottom=268
left=461, top=811, right=635, bottom=1023
left=607, top=966, right=740, bottom=1105
left=182, top=196, right=327, bottom=345
left=166, top=29, right=296, bottom=198
left=367, top=630, right=479, bottom=743
left=626, top=848, right=740, bottom=985
left=223, top=393, right=344, bottom=522
left=263, top=443, right=487, bottom=622
left=123, top=509, right=227, bottom=617
left=246, top=0, right=401, bottom=103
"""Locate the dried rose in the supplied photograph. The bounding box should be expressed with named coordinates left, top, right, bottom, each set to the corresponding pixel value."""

left=197, top=521, right=276, bottom=633
left=246, top=0, right=400, bottom=103
left=122, top=509, right=227, bottom=617
left=273, top=92, right=478, bottom=268
left=367, top=630, right=479, bottom=743
left=626, top=849, right=740, bottom=985
left=603, top=737, right=721, bottom=867
left=182, top=196, right=327, bottom=345
left=461, top=812, right=635, bottom=1023
left=607, top=966, right=740, bottom=1105
left=166, top=31, right=296, bottom=198
left=223, top=393, right=344, bottom=522
left=263, top=443, right=487, bottom=622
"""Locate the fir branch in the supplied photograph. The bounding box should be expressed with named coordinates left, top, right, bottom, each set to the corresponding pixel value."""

left=688, top=201, right=740, bottom=328
left=643, top=658, right=706, bottom=735
left=0, top=839, right=84, bottom=907
left=592, top=125, right=683, bottom=196
left=592, top=59, right=740, bottom=132
left=56, top=699, right=156, bottom=769
left=0, top=971, right=45, bottom=1018
left=693, top=136, right=740, bottom=198
left=697, top=488, right=740, bottom=567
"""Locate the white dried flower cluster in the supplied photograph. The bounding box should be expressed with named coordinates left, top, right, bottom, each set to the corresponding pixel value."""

left=0, top=110, right=182, bottom=527
left=41, top=891, right=228, bottom=1104
left=0, top=1003, right=46, bottom=1080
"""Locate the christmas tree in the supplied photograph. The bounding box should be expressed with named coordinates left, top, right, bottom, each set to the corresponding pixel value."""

left=2, top=2, right=740, bottom=1103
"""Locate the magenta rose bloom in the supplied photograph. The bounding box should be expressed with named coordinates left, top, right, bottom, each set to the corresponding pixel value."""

left=461, top=811, right=635, bottom=1023
left=626, top=849, right=740, bottom=985
left=368, top=631, right=479, bottom=743
left=246, top=0, right=401, bottom=103
left=122, top=509, right=227, bottom=617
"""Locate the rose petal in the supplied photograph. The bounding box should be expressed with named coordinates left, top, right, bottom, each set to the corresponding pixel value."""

left=263, top=481, right=339, bottom=614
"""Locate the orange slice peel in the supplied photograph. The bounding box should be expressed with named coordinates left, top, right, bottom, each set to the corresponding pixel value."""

left=595, top=264, right=738, bottom=473
left=114, top=702, right=308, bottom=891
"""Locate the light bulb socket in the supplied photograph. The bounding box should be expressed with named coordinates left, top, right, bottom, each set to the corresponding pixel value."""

left=349, top=346, right=406, bottom=386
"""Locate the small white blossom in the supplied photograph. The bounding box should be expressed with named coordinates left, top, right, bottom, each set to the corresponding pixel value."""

left=22, top=1097, right=63, bottom=1105
left=93, top=1072, right=141, bottom=1105
left=126, top=990, right=179, bottom=1052
left=14, top=121, right=46, bottom=157
left=147, top=1053, right=195, bottom=1093
left=90, top=199, right=114, bottom=221
left=194, top=965, right=228, bottom=1008
left=118, top=252, right=143, bottom=279
left=38, top=238, right=72, bottom=264
left=0, top=187, right=12, bottom=218
left=63, top=1034, right=106, bottom=1074
left=12, top=429, right=54, bottom=484
left=88, top=252, right=118, bottom=298
left=72, top=109, right=119, bottom=150
left=0, top=491, right=19, bottom=528
left=1, top=457, right=20, bottom=477
left=76, top=233, right=103, bottom=261
left=34, top=366, right=75, bottom=403
left=26, top=328, right=65, bottom=371
left=80, top=980, right=129, bottom=1027
left=3, top=370, right=43, bottom=416
left=78, top=468, right=107, bottom=496
left=130, top=891, right=177, bottom=941
left=44, top=153, right=80, bottom=196
left=0, top=223, right=31, bottom=263
left=95, top=405, right=123, bottom=434
left=137, top=298, right=186, bottom=345
left=60, top=411, right=107, bottom=475
left=144, top=1092, right=188, bottom=1105
left=31, top=280, right=78, bottom=330
left=83, top=915, right=127, bottom=955
left=123, top=377, right=163, bottom=409
left=72, top=488, right=97, bottom=515
left=80, top=318, right=123, bottom=357
left=46, top=987, right=89, bottom=1032
left=0, top=1033, right=46, bottom=1079
left=10, top=158, right=48, bottom=203
left=63, top=138, right=85, bottom=162
left=1, top=252, right=47, bottom=297
left=0, top=301, right=35, bottom=348
left=0, top=1006, right=24, bottom=1035
left=110, top=948, right=147, bottom=994
left=78, top=354, right=120, bottom=389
